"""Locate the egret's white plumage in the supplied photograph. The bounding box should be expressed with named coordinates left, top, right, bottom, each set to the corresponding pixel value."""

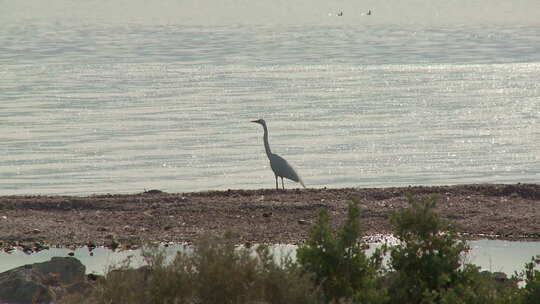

left=251, top=119, right=306, bottom=190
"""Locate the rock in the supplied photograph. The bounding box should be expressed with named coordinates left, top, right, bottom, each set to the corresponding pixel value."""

left=86, top=242, right=96, bottom=250
left=0, top=257, right=91, bottom=303
left=87, top=273, right=100, bottom=281
left=298, top=219, right=308, bottom=225
left=21, top=244, right=34, bottom=255
left=144, top=189, right=164, bottom=195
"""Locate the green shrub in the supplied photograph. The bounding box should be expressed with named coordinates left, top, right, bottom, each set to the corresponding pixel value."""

left=514, top=255, right=540, bottom=304
left=255, top=244, right=323, bottom=304
left=297, top=200, right=386, bottom=303
left=385, top=194, right=519, bottom=304
left=81, top=234, right=320, bottom=304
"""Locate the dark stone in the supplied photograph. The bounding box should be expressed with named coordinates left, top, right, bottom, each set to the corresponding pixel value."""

left=0, top=257, right=91, bottom=303
left=143, top=189, right=164, bottom=194
left=87, top=273, right=100, bottom=281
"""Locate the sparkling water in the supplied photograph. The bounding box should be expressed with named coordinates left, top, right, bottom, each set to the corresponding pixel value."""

left=1, top=0, right=539, bottom=195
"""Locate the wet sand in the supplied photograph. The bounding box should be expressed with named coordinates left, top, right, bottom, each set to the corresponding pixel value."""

left=1, top=183, right=539, bottom=251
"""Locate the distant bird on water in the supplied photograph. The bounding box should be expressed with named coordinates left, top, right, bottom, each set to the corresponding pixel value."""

left=251, top=119, right=306, bottom=190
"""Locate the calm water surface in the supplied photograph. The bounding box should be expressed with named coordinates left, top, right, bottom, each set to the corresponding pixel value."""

left=1, top=1, right=539, bottom=195
left=1, top=240, right=539, bottom=275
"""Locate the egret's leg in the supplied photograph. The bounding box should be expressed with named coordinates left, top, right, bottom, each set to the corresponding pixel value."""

left=281, top=177, right=284, bottom=190
left=275, top=175, right=278, bottom=190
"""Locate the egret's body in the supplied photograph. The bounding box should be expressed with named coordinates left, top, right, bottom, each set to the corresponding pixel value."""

left=251, top=119, right=305, bottom=190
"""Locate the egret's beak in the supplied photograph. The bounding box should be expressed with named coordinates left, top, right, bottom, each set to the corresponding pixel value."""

left=250, top=120, right=258, bottom=123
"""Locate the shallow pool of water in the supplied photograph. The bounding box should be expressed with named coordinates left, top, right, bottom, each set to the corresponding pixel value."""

left=1, top=239, right=539, bottom=275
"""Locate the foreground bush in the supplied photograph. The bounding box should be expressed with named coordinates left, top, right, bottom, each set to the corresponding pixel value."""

left=76, top=235, right=320, bottom=304
left=514, top=255, right=540, bottom=304
left=297, top=200, right=386, bottom=303
left=385, top=194, right=518, bottom=304
left=66, top=195, right=540, bottom=304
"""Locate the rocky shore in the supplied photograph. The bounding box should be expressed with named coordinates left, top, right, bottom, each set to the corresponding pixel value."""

left=1, top=184, right=539, bottom=252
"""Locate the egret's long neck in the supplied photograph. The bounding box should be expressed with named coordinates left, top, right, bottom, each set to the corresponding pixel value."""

left=261, top=123, right=272, bottom=158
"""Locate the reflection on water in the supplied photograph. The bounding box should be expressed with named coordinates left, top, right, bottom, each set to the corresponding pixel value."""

left=2, top=56, right=539, bottom=195
left=1, top=240, right=539, bottom=275
left=1, top=1, right=539, bottom=195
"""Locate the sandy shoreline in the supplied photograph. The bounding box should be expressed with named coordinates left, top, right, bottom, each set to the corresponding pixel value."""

left=1, top=183, right=539, bottom=251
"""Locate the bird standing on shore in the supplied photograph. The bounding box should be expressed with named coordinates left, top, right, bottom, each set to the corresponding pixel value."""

left=251, top=119, right=306, bottom=190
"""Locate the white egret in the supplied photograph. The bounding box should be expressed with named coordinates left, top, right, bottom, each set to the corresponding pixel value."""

left=251, top=119, right=306, bottom=190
